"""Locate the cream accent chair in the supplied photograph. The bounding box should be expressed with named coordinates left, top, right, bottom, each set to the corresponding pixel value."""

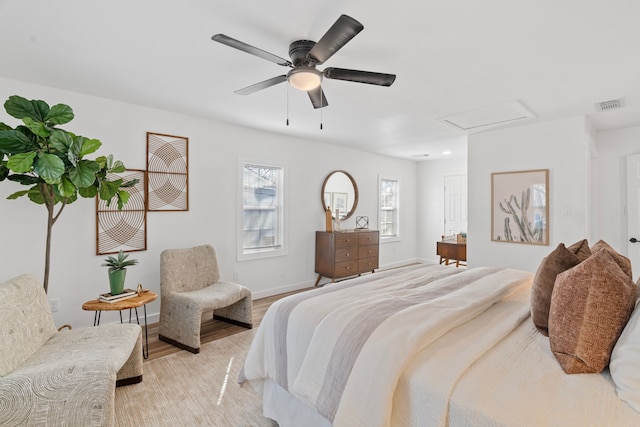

left=159, top=244, right=253, bottom=353
left=0, top=274, right=142, bottom=427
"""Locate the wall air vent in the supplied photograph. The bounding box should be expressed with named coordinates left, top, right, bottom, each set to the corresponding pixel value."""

left=438, top=101, right=535, bottom=132
left=596, top=98, right=624, bottom=112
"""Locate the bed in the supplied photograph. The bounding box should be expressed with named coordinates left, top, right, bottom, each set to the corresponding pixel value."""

left=240, top=262, right=640, bottom=427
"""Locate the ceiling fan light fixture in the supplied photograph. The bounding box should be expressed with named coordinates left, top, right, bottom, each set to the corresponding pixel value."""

left=287, top=67, right=322, bottom=91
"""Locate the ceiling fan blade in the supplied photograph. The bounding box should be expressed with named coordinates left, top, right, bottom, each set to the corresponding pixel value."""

left=323, top=67, right=396, bottom=86
left=234, top=75, right=287, bottom=95
left=212, top=34, right=292, bottom=67
left=308, top=86, right=329, bottom=109
left=307, top=15, right=364, bottom=65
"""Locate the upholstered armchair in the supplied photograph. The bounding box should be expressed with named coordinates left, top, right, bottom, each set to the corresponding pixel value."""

left=159, top=244, right=253, bottom=353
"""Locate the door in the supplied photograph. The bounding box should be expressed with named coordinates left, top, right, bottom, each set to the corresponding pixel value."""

left=628, top=154, right=640, bottom=282
left=444, top=175, right=468, bottom=236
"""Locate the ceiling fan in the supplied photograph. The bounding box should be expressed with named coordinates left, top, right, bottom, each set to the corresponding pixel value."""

left=211, top=14, right=396, bottom=109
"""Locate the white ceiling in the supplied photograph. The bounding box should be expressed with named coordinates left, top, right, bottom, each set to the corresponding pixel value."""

left=1, top=0, right=639, bottom=161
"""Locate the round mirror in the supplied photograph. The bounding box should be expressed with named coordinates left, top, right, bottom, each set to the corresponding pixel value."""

left=321, top=170, right=359, bottom=220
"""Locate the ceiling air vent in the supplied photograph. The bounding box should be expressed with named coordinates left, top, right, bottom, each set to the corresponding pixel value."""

left=596, top=98, right=624, bottom=112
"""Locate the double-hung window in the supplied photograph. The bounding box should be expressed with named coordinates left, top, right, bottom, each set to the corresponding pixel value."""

left=238, top=159, right=287, bottom=260
left=379, top=177, right=399, bottom=240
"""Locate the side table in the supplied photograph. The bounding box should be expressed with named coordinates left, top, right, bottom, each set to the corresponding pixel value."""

left=82, top=291, right=157, bottom=359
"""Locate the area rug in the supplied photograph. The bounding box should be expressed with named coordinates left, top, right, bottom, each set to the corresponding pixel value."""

left=114, top=329, right=276, bottom=427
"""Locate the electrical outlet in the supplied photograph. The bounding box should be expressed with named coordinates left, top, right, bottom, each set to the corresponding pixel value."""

left=233, top=271, right=239, bottom=281
left=49, top=297, right=60, bottom=312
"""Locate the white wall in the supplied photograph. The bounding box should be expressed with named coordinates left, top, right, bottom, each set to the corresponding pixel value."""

left=416, top=157, right=467, bottom=263
left=0, top=77, right=418, bottom=328
left=592, top=126, right=640, bottom=254
left=467, top=116, right=592, bottom=272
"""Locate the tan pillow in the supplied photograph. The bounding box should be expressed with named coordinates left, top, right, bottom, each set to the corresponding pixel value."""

left=590, top=239, right=633, bottom=279
left=530, top=243, right=582, bottom=336
left=549, top=249, right=636, bottom=374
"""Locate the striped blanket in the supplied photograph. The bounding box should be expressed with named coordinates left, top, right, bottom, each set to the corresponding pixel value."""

left=241, top=264, right=533, bottom=427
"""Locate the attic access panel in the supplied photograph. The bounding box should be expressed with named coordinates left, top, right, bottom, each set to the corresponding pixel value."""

left=439, top=101, right=535, bottom=132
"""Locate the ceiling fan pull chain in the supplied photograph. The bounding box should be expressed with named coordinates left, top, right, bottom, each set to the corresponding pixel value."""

left=320, top=84, right=324, bottom=130
left=286, top=84, right=290, bottom=126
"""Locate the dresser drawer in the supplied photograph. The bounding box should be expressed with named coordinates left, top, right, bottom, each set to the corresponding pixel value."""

left=336, top=247, right=357, bottom=262
left=359, top=257, right=379, bottom=272
left=357, top=232, right=379, bottom=246
left=335, top=260, right=359, bottom=277
left=358, top=245, right=378, bottom=259
left=335, top=233, right=358, bottom=248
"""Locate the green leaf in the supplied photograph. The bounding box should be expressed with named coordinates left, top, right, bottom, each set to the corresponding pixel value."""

left=68, top=159, right=101, bottom=187
left=4, top=96, right=49, bottom=121
left=7, top=151, right=37, bottom=173
left=0, top=129, right=36, bottom=154
left=7, top=173, right=40, bottom=185
left=7, top=189, right=31, bottom=200
left=99, top=179, right=121, bottom=201
left=49, top=129, right=74, bottom=153
left=0, top=164, right=8, bottom=181
left=120, top=178, right=140, bottom=188
left=27, top=186, right=45, bottom=204
left=110, top=159, right=126, bottom=173
left=22, top=117, right=50, bottom=138
left=79, top=185, right=98, bottom=198
left=34, top=152, right=65, bottom=181
left=79, top=138, right=101, bottom=156
left=117, top=190, right=130, bottom=209
left=0, top=122, right=11, bottom=131
left=44, top=103, right=74, bottom=125
left=57, top=176, right=77, bottom=198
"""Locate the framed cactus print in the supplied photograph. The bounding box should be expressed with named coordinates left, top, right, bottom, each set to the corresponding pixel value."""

left=491, top=169, right=549, bottom=245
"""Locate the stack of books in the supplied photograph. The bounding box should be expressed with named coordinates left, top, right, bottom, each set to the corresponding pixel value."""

left=98, top=289, right=138, bottom=303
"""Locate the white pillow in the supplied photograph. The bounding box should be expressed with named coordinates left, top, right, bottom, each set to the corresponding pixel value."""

left=611, top=297, right=640, bottom=412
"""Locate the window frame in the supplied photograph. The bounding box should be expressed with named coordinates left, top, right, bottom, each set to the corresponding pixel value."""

left=237, top=157, right=288, bottom=261
left=378, top=175, right=400, bottom=242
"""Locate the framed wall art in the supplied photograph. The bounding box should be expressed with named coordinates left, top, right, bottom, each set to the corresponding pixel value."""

left=96, top=169, right=147, bottom=255
left=491, top=169, right=549, bottom=245
left=146, top=132, right=189, bottom=211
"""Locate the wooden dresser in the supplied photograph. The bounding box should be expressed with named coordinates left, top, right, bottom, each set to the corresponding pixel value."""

left=315, top=230, right=379, bottom=286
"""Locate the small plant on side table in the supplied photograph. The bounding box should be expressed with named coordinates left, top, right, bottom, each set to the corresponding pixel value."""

left=102, top=250, right=138, bottom=295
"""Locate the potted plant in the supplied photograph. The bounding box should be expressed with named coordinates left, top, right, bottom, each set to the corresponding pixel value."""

left=0, top=95, right=137, bottom=293
left=102, top=250, right=139, bottom=295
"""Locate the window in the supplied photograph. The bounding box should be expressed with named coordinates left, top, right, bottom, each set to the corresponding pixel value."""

left=379, top=177, right=399, bottom=239
left=238, top=159, right=286, bottom=260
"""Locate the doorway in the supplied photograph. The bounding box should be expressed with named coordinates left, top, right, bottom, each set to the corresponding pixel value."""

left=444, top=174, right=468, bottom=236
left=627, top=153, right=640, bottom=282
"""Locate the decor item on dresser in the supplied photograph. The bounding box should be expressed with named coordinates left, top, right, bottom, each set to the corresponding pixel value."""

left=491, top=169, right=549, bottom=245
left=159, top=244, right=252, bottom=354
left=325, top=207, right=333, bottom=232
left=102, top=249, right=139, bottom=295
left=314, top=229, right=379, bottom=286
left=0, top=274, right=143, bottom=426
left=356, top=216, right=369, bottom=229
left=241, top=262, right=640, bottom=427
left=0, top=95, right=137, bottom=293
left=96, top=169, right=147, bottom=255
left=320, top=170, right=358, bottom=220
left=146, top=132, right=189, bottom=211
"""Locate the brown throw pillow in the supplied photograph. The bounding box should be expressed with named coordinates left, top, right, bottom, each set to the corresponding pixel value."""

left=530, top=243, right=582, bottom=336
left=568, top=238, right=591, bottom=262
left=590, top=239, right=633, bottom=280
left=549, top=249, right=636, bottom=374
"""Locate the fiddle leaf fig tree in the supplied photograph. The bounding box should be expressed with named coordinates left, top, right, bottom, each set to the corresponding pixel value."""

left=0, top=95, right=138, bottom=293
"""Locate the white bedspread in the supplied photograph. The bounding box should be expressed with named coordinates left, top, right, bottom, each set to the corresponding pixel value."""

left=242, top=264, right=533, bottom=427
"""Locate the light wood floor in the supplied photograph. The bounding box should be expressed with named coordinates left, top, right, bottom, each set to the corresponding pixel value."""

left=145, top=287, right=311, bottom=361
